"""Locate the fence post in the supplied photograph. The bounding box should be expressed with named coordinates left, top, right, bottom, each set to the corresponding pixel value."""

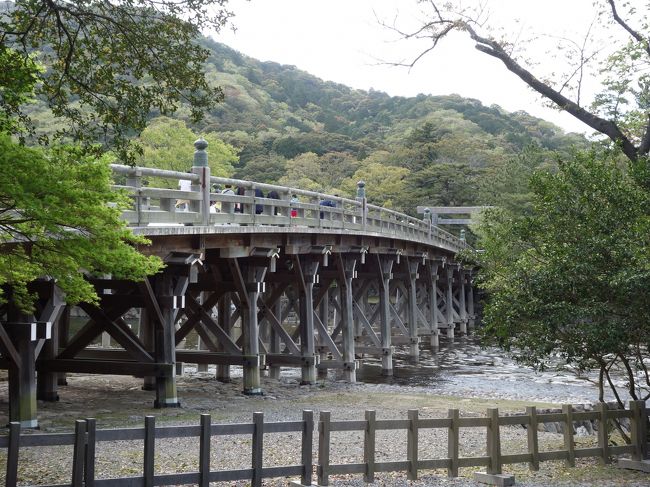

left=562, top=404, right=575, bottom=467
left=6, top=422, right=20, bottom=487
left=301, top=410, right=314, bottom=486
left=144, top=415, right=155, bottom=487
left=447, top=409, right=459, bottom=478
left=85, top=418, right=97, bottom=487
left=318, top=411, right=331, bottom=486
left=407, top=409, right=419, bottom=480
left=364, top=410, right=376, bottom=483
left=486, top=408, right=502, bottom=475
left=252, top=412, right=264, bottom=487
left=630, top=400, right=648, bottom=461
left=71, top=419, right=86, bottom=487
left=597, top=402, right=610, bottom=464
left=199, top=414, right=211, bottom=487
left=526, top=406, right=540, bottom=471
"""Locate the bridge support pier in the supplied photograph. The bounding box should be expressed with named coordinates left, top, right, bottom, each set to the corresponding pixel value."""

left=459, top=267, right=468, bottom=336
left=316, top=287, right=330, bottom=380
left=297, top=257, right=318, bottom=385
left=236, top=262, right=265, bottom=395
left=377, top=255, right=394, bottom=376
left=339, top=256, right=357, bottom=383
left=445, top=265, right=455, bottom=340
left=268, top=294, right=282, bottom=380
left=6, top=302, right=38, bottom=428
left=154, top=273, right=180, bottom=408
left=406, top=257, right=420, bottom=363
left=427, top=260, right=441, bottom=350
left=216, top=294, right=233, bottom=382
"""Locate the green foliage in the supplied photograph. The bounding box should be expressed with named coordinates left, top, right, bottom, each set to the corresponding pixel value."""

left=477, top=149, right=650, bottom=404
left=1, top=0, right=234, bottom=161
left=0, top=132, right=163, bottom=310
left=137, top=116, right=237, bottom=186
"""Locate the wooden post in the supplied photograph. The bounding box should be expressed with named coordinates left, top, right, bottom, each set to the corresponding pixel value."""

left=427, top=262, right=440, bottom=349
left=377, top=256, right=394, bottom=376
left=563, top=404, right=575, bottom=467
left=190, top=138, right=211, bottom=225
left=597, top=402, right=610, bottom=464
left=252, top=412, right=264, bottom=487
left=85, top=418, right=97, bottom=486
left=364, top=410, right=376, bottom=483
left=199, top=414, right=211, bottom=487
left=242, top=266, right=264, bottom=395
left=144, top=415, right=156, bottom=487
left=138, top=308, right=156, bottom=391
left=302, top=410, right=314, bottom=486
left=318, top=411, right=331, bottom=486
left=448, top=409, right=459, bottom=478
left=71, top=419, right=86, bottom=487
left=445, top=265, right=455, bottom=340
left=630, top=400, right=648, bottom=461
left=339, top=257, right=357, bottom=383
left=467, top=272, right=476, bottom=330
left=486, top=408, right=502, bottom=475
left=317, top=288, right=329, bottom=380
left=407, top=409, right=419, bottom=480
left=7, top=308, right=38, bottom=427
left=526, top=406, right=540, bottom=471
left=57, top=305, right=70, bottom=386
left=6, top=422, right=20, bottom=487
left=196, top=292, right=209, bottom=373
left=458, top=268, right=467, bottom=335
left=216, top=294, right=232, bottom=382
left=406, top=258, right=420, bottom=363
left=154, top=274, right=179, bottom=408
left=269, top=296, right=282, bottom=380
left=298, top=258, right=318, bottom=385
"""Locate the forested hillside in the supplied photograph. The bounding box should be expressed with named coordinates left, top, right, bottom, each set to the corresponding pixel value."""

left=195, top=40, right=587, bottom=211
left=29, top=38, right=588, bottom=214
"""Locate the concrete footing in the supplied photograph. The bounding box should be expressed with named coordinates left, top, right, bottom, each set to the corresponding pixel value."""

left=618, top=458, right=650, bottom=472
left=473, top=472, right=515, bottom=486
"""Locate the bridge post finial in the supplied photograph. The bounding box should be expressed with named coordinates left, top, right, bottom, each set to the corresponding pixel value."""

left=191, top=138, right=211, bottom=225
left=193, top=138, right=209, bottom=167
left=460, top=229, right=466, bottom=243
left=356, top=180, right=366, bottom=199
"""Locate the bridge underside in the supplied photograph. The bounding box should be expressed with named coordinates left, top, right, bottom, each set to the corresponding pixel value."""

left=0, top=230, right=477, bottom=427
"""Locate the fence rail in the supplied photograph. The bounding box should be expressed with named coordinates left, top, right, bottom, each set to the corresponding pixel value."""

left=110, top=163, right=469, bottom=254
left=2, top=401, right=648, bottom=487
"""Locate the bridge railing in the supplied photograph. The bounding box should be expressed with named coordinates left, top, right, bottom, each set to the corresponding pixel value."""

left=110, top=150, right=468, bottom=253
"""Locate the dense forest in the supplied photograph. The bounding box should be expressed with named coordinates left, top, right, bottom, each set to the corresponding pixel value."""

left=28, top=38, right=588, bottom=216
left=200, top=41, right=587, bottom=211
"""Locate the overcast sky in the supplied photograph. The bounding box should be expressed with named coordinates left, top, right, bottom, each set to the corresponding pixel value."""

left=214, top=0, right=610, bottom=135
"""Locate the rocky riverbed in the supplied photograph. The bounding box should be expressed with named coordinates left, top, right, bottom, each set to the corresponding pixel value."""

left=1, top=338, right=649, bottom=486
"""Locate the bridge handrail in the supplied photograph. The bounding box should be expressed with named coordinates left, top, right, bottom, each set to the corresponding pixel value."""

left=109, top=162, right=469, bottom=253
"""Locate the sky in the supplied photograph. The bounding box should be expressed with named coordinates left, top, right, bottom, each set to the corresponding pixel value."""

left=213, top=0, right=614, bottom=135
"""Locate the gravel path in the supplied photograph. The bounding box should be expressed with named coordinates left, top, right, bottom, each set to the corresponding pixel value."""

left=1, top=370, right=650, bottom=486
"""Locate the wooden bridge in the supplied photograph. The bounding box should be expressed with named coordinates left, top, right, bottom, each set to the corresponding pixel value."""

left=0, top=139, right=477, bottom=428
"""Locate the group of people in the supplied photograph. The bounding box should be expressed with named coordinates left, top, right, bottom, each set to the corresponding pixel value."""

left=181, top=178, right=338, bottom=219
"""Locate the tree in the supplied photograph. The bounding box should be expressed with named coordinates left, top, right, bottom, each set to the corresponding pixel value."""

left=384, top=0, right=650, bottom=162
left=0, top=1, right=234, bottom=309
left=339, top=157, right=410, bottom=209
left=1, top=0, right=234, bottom=160
left=0, top=133, right=162, bottom=309
left=475, top=149, right=650, bottom=407
left=137, top=116, right=237, bottom=187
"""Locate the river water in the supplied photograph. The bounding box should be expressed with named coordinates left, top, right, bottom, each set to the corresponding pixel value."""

left=353, top=336, right=610, bottom=405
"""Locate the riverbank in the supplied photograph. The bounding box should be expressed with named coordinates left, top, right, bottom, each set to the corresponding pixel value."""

left=2, top=370, right=650, bottom=486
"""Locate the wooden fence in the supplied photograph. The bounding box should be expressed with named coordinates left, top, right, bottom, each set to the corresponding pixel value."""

left=2, top=401, right=648, bottom=487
